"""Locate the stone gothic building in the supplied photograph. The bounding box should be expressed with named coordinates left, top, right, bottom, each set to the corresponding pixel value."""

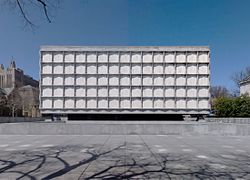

left=0, top=61, right=38, bottom=90
left=0, top=61, right=40, bottom=117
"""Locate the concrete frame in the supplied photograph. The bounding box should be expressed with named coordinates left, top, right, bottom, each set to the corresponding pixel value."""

left=39, top=46, right=211, bottom=116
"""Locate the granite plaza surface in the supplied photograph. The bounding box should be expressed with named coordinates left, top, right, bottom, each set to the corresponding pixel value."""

left=0, top=135, right=250, bottom=179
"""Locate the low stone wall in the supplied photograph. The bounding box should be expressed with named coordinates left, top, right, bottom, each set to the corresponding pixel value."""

left=0, top=122, right=250, bottom=136
left=0, top=117, right=44, bottom=123
left=206, top=118, right=250, bottom=124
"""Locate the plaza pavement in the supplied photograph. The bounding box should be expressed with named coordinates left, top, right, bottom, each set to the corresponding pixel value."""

left=0, top=135, right=250, bottom=179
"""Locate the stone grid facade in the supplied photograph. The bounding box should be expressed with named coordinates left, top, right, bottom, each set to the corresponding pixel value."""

left=40, top=46, right=211, bottom=115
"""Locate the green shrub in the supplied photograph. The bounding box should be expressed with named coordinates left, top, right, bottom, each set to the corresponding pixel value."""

left=213, top=95, right=250, bottom=117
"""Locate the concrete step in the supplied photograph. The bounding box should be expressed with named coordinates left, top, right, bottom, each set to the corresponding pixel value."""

left=0, top=121, right=250, bottom=136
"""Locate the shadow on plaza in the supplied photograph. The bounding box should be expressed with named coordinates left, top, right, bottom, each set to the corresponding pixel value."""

left=0, top=144, right=250, bottom=179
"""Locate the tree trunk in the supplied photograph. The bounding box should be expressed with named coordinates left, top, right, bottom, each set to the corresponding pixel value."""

left=12, top=107, right=15, bottom=118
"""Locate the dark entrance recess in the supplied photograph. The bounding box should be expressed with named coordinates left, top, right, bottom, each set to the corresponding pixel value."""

left=68, top=114, right=183, bottom=121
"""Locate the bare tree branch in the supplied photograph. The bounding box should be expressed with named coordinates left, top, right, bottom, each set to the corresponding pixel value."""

left=210, top=86, right=231, bottom=99
left=231, top=66, right=250, bottom=95
left=1, top=0, right=60, bottom=28
left=16, top=0, right=35, bottom=27
left=36, top=0, right=51, bottom=23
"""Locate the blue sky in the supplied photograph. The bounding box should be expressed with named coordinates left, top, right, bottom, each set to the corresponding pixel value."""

left=0, top=0, right=250, bottom=91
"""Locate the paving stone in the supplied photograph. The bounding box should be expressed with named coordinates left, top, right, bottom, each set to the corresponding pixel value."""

left=0, top=135, right=250, bottom=179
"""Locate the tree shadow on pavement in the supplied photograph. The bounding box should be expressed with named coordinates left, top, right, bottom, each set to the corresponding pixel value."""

left=83, top=152, right=250, bottom=180
left=0, top=144, right=124, bottom=180
left=0, top=144, right=250, bottom=179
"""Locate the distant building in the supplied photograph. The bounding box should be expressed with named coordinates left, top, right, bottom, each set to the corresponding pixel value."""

left=18, top=85, right=40, bottom=117
left=240, top=76, right=250, bottom=95
left=0, top=61, right=40, bottom=117
left=0, top=61, right=38, bottom=91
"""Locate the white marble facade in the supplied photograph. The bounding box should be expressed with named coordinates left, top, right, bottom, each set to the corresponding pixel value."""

left=240, top=76, right=250, bottom=95
left=40, top=46, right=210, bottom=114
